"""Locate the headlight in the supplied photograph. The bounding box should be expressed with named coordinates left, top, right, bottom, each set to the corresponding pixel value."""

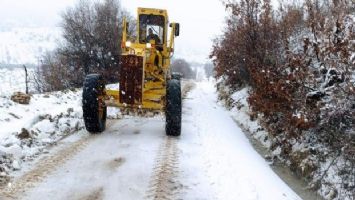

left=146, top=43, right=152, bottom=48
left=125, top=41, right=131, bottom=47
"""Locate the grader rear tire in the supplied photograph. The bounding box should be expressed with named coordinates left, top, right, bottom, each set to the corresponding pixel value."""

left=165, top=79, right=182, bottom=136
left=82, top=74, right=107, bottom=133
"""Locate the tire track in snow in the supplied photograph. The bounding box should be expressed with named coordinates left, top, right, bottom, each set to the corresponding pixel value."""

left=0, top=120, right=117, bottom=200
left=144, top=81, right=193, bottom=200
left=0, top=134, right=94, bottom=199
left=146, top=136, right=181, bottom=200
left=76, top=187, right=104, bottom=200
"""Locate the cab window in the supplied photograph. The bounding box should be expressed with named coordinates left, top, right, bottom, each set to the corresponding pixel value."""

left=139, top=14, right=165, bottom=44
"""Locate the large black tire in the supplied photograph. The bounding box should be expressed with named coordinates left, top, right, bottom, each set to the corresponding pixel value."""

left=165, top=79, right=182, bottom=136
left=82, top=74, right=107, bottom=133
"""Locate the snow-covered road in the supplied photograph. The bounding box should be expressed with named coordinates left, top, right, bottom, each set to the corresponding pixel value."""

left=1, top=81, right=301, bottom=200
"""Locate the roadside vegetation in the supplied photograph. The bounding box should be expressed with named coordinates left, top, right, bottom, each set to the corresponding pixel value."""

left=211, top=0, right=354, bottom=199
left=171, top=58, right=196, bottom=79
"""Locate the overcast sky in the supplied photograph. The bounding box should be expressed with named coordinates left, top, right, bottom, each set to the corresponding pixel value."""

left=0, top=0, right=76, bottom=27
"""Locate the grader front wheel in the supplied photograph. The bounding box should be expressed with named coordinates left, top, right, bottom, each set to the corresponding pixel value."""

left=82, top=74, right=107, bottom=133
left=165, top=79, right=182, bottom=136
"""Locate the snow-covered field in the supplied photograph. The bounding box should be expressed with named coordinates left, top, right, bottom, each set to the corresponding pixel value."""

left=0, top=27, right=60, bottom=65
left=0, top=81, right=301, bottom=200
left=0, top=67, right=36, bottom=96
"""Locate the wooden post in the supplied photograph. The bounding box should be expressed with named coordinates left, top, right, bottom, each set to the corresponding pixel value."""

left=23, top=65, right=28, bottom=94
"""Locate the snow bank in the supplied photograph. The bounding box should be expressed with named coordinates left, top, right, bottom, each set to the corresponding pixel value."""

left=218, top=85, right=272, bottom=150
left=0, top=88, right=85, bottom=184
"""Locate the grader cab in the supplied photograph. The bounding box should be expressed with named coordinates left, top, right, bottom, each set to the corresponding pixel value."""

left=82, top=8, right=181, bottom=136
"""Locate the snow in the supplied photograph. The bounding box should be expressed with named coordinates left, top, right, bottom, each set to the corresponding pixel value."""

left=0, top=85, right=84, bottom=177
left=0, top=89, right=82, bottom=139
left=0, top=0, right=309, bottom=196
left=0, top=27, right=61, bottom=65
left=1, top=81, right=301, bottom=200
left=0, top=67, right=36, bottom=95
left=179, top=81, right=300, bottom=200
left=0, top=66, right=123, bottom=179
left=228, top=86, right=272, bottom=149
left=221, top=76, right=355, bottom=199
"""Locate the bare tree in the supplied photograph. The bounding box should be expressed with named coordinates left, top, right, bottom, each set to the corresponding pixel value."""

left=171, top=59, right=196, bottom=79
left=36, top=52, right=72, bottom=92
left=36, top=0, right=135, bottom=91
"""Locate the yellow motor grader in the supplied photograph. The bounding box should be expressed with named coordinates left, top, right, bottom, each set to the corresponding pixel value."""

left=82, top=8, right=181, bottom=136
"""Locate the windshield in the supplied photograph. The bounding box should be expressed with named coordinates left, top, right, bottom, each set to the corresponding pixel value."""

left=139, top=14, right=165, bottom=44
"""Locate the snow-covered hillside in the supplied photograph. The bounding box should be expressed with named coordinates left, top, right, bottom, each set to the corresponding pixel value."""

left=0, top=27, right=61, bottom=65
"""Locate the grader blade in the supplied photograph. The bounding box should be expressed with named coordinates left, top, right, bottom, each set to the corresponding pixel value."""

left=119, top=55, right=143, bottom=105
